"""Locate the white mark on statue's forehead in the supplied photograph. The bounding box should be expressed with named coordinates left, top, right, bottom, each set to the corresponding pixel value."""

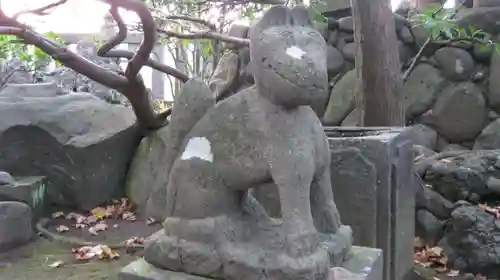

left=286, top=46, right=305, bottom=59
left=180, top=137, right=213, bottom=163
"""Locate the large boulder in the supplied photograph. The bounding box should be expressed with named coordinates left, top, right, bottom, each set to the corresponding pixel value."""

left=456, top=7, right=500, bottom=35
left=0, top=88, right=141, bottom=210
left=323, top=70, right=356, bottom=125
left=439, top=204, right=500, bottom=277
left=429, top=82, right=487, bottom=143
left=0, top=201, right=32, bottom=251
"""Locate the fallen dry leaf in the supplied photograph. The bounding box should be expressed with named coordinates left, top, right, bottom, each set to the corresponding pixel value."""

left=447, top=270, right=460, bottom=277
left=147, top=217, right=157, bottom=225
left=48, top=260, right=64, bottom=268
left=122, top=212, right=136, bottom=221
left=51, top=212, right=65, bottom=219
left=113, top=224, right=119, bottom=229
left=91, top=207, right=111, bottom=220
left=99, top=245, right=119, bottom=260
left=88, top=222, right=108, bottom=236
left=126, top=236, right=145, bottom=246
left=55, top=225, right=70, bottom=233
left=75, top=223, right=87, bottom=229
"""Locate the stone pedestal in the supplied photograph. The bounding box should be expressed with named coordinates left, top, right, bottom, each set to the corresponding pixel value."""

left=119, top=244, right=382, bottom=280
left=326, top=127, right=415, bottom=280
left=0, top=176, right=48, bottom=222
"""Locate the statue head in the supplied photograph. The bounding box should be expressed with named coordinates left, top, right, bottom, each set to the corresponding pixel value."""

left=249, top=6, right=329, bottom=110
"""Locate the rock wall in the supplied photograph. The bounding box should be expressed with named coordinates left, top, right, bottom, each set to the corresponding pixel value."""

left=322, top=7, right=500, bottom=150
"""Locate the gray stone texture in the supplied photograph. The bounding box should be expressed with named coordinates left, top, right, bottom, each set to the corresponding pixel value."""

left=0, top=91, right=141, bottom=210
left=141, top=7, right=352, bottom=280
left=325, top=127, right=414, bottom=280
left=0, top=201, right=32, bottom=251
left=0, top=176, right=48, bottom=222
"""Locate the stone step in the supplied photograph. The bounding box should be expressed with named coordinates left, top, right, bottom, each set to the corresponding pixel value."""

left=0, top=176, right=48, bottom=223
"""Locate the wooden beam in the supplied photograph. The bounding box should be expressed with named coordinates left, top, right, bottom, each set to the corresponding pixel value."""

left=352, top=0, right=404, bottom=126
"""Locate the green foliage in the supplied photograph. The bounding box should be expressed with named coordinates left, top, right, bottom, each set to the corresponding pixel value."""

left=0, top=32, right=65, bottom=71
left=410, top=4, right=500, bottom=54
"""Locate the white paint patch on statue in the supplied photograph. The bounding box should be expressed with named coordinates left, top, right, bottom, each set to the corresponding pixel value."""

left=286, top=46, right=305, bottom=59
left=180, top=137, right=214, bottom=162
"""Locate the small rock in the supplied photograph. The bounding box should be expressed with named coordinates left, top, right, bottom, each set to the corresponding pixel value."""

left=327, top=30, right=338, bottom=45
left=327, top=46, right=344, bottom=76
left=488, top=46, right=500, bottom=111
left=416, top=209, right=444, bottom=246
left=436, top=136, right=450, bottom=152
left=338, top=16, right=353, bottom=32
left=0, top=172, right=14, bottom=186
left=472, top=71, right=485, bottom=82
left=487, top=110, right=499, bottom=121
left=341, top=43, right=356, bottom=62
left=0, top=201, right=32, bottom=251
left=400, top=26, right=414, bottom=44
left=430, top=82, right=487, bottom=142
left=434, top=47, right=475, bottom=82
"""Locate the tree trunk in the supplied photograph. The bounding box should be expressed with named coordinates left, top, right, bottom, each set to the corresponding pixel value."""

left=351, top=0, right=404, bottom=126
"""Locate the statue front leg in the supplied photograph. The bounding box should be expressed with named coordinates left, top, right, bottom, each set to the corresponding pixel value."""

left=311, top=166, right=342, bottom=234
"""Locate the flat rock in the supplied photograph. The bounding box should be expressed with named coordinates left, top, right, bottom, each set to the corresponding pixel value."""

left=430, top=82, right=487, bottom=142
left=0, top=91, right=141, bottom=210
left=0, top=201, right=32, bottom=251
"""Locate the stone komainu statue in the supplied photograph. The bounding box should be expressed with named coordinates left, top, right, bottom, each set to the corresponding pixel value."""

left=144, top=5, right=352, bottom=280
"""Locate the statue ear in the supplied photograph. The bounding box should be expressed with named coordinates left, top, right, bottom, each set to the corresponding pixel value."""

left=256, top=5, right=292, bottom=29
left=290, top=6, right=312, bottom=27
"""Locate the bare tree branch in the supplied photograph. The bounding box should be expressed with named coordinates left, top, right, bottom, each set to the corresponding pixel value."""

left=156, top=27, right=249, bottom=45
left=13, top=0, right=69, bottom=20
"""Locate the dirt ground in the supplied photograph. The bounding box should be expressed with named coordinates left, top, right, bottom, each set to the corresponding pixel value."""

left=0, top=214, right=161, bottom=280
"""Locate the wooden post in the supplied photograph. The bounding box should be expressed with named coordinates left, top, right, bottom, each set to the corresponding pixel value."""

left=352, top=0, right=405, bottom=126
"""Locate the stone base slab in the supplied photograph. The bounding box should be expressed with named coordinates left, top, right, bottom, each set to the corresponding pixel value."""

left=0, top=176, right=48, bottom=222
left=119, top=246, right=382, bottom=280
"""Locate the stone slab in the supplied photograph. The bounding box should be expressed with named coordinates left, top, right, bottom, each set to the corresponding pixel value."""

left=119, top=246, right=383, bottom=280
left=326, top=127, right=415, bottom=280
left=0, top=176, right=48, bottom=222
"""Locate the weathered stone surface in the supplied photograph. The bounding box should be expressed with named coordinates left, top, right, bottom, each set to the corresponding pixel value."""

left=323, top=70, right=356, bottom=126
left=327, top=46, right=344, bottom=77
left=142, top=7, right=351, bottom=280
left=413, top=145, right=437, bottom=158
left=0, top=176, right=48, bottom=222
left=0, top=59, right=33, bottom=84
left=434, top=47, right=475, bottom=82
left=120, top=246, right=383, bottom=280
left=43, top=41, right=128, bottom=104
left=402, top=63, right=446, bottom=120
left=430, top=82, right=487, bottom=142
left=327, top=127, right=414, bottom=280
left=0, top=171, right=15, bottom=186
left=439, top=204, right=500, bottom=277
left=0, top=83, right=62, bottom=100
left=474, top=119, right=500, bottom=149
left=342, top=43, right=356, bottom=62
left=0, top=201, right=32, bottom=251
left=338, top=17, right=353, bottom=33
left=488, top=48, right=500, bottom=111
left=456, top=7, right=500, bottom=35
left=415, top=209, right=444, bottom=246
left=0, top=92, right=140, bottom=210
left=400, top=124, right=438, bottom=150
left=126, top=126, right=169, bottom=213
left=145, top=78, right=214, bottom=220
left=423, top=150, right=500, bottom=201
left=441, top=144, right=469, bottom=152
left=416, top=183, right=454, bottom=220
